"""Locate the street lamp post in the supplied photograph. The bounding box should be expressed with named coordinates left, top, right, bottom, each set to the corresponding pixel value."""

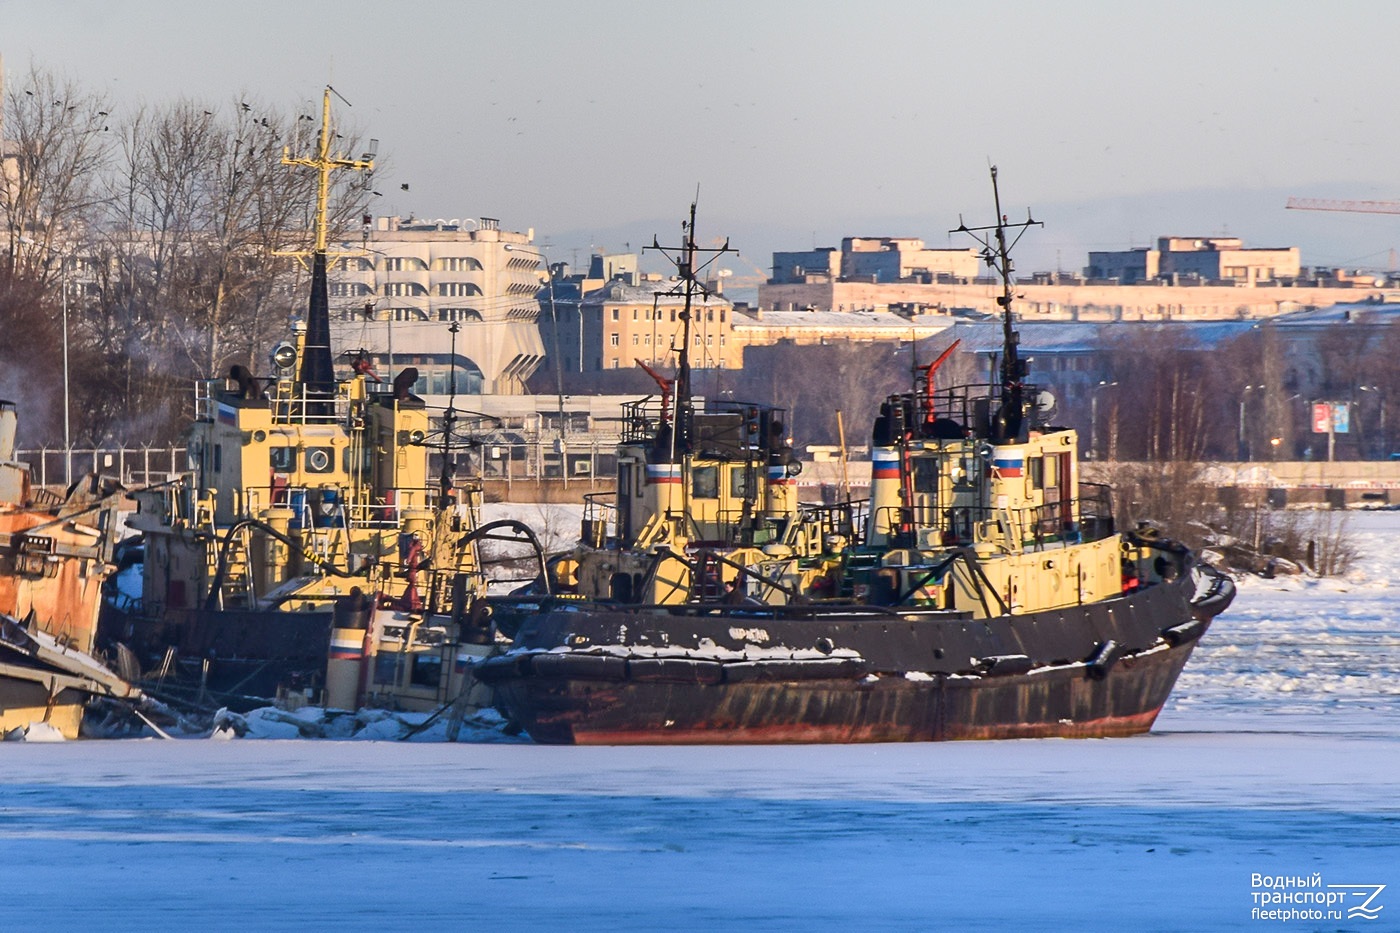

left=1238, top=384, right=1263, bottom=461
left=1357, top=384, right=1390, bottom=459
left=61, top=258, right=72, bottom=485
left=1090, top=380, right=1117, bottom=460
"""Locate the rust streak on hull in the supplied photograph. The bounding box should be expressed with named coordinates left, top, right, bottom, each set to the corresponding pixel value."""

left=491, top=636, right=1200, bottom=746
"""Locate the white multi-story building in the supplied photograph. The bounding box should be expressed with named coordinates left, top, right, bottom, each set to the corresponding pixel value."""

left=328, top=216, right=545, bottom=395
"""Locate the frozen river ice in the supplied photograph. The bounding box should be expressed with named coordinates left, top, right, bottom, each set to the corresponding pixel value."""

left=2, top=511, right=1398, bottom=931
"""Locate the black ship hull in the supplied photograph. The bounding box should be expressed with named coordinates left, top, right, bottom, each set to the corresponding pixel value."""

left=479, top=576, right=1218, bottom=745
left=100, top=604, right=334, bottom=711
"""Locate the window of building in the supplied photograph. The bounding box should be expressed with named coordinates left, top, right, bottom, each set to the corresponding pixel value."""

left=610, top=334, right=620, bottom=347
left=438, top=282, right=483, bottom=297
left=632, top=334, right=639, bottom=345
left=611, top=308, right=620, bottom=321
left=438, top=256, right=482, bottom=272
left=437, top=308, right=484, bottom=322
left=610, top=358, right=620, bottom=369
left=383, top=282, right=426, bottom=297
left=330, top=282, right=370, bottom=298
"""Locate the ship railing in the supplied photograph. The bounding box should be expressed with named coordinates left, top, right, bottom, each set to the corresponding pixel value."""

left=797, top=498, right=869, bottom=547
left=580, top=492, right=616, bottom=547
left=1078, top=482, right=1116, bottom=540
left=890, top=381, right=1045, bottom=435
left=872, top=494, right=1110, bottom=550
left=231, top=484, right=473, bottom=530
left=620, top=397, right=790, bottom=448
left=621, top=397, right=668, bottom=445
left=193, top=378, right=353, bottom=426
left=651, top=505, right=793, bottom=549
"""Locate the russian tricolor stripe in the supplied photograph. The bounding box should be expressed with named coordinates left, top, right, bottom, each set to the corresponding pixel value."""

left=990, top=449, right=1025, bottom=478
left=645, top=464, right=682, bottom=485
left=328, top=632, right=364, bottom=661
left=872, top=449, right=900, bottom=480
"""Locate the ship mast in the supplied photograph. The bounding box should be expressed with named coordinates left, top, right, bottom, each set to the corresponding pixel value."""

left=280, top=86, right=375, bottom=418
left=644, top=196, right=733, bottom=455
left=952, top=166, right=1041, bottom=442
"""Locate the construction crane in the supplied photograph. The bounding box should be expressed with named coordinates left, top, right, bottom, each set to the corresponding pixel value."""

left=1286, top=197, right=1400, bottom=214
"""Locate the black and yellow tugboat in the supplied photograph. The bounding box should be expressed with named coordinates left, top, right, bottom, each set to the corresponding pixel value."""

left=103, top=88, right=541, bottom=713
left=478, top=175, right=1235, bottom=744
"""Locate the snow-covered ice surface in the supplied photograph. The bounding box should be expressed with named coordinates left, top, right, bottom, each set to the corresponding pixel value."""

left=3, top=511, right=1399, bottom=932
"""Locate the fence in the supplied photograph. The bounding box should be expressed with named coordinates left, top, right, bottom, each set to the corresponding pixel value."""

left=16, top=436, right=620, bottom=493
left=17, top=447, right=187, bottom=488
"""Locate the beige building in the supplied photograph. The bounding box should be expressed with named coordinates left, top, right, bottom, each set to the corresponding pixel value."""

left=327, top=216, right=545, bottom=394
left=551, top=278, right=741, bottom=372
left=759, top=232, right=1382, bottom=321
left=771, top=238, right=980, bottom=286
left=1088, top=236, right=1301, bottom=286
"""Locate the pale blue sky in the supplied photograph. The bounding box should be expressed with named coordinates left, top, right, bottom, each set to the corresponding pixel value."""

left=4, top=0, right=1398, bottom=277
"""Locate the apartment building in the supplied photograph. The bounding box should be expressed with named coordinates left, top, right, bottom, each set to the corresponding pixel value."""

left=1086, top=237, right=1302, bottom=286
left=327, top=216, right=545, bottom=395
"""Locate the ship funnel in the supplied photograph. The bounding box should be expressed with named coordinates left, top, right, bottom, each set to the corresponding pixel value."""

left=297, top=251, right=336, bottom=417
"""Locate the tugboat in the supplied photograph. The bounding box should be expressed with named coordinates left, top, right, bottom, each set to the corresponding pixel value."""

left=102, top=88, right=542, bottom=714
left=1, top=400, right=141, bottom=738
left=477, top=173, right=1235, bottom=744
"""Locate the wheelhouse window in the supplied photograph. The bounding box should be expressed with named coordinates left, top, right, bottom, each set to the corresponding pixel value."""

left=691, top=466, right=718, bottom=499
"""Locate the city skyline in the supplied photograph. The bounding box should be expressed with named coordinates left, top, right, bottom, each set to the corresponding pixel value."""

left=5, top=0, right=1399, bottom=284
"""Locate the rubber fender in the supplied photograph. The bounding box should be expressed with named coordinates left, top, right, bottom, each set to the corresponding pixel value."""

left=977, top=654, right=1035, bottom=677
left=1085, top=639, right=1122, bottom=680
left=1189, top=566, right=1237, bottom=620
left=626, top=657, right=724, bottom=684
left=472, top=653, right=534, bottom=683
left=722, top=657, right=870, bottom=683
left=531, top=653, right=628, bottom=681
left=1162, top=619, right=1207, bottom=647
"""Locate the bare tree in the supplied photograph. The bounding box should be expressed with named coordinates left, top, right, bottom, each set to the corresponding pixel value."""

left=0, top=65, right=111, bottom=282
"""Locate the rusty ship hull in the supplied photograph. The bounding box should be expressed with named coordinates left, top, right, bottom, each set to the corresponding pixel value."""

left=479, top=573, right=1215, bottom=745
